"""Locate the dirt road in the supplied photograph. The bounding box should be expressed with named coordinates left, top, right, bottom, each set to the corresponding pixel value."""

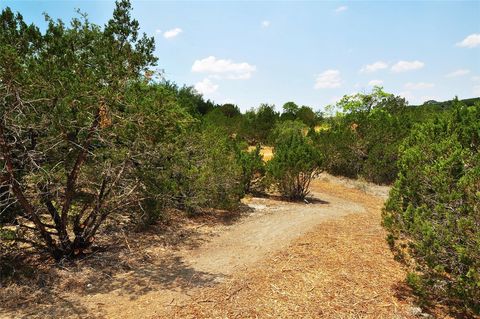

left=1, top=174, right=422, bottom=319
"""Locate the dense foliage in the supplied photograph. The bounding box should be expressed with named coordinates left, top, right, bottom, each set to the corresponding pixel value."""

left=267, top=121, right=322, bottom=200
left=0, top=1, right=165, bottom=258
left=315, top=88, right=412, bottom=184
left=382, top=101, right=480, bottom=313
left=236, top=143, right=265, bottom=194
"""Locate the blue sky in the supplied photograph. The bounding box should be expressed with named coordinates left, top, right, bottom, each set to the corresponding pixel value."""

left=2, top=1, right=479, bottom=112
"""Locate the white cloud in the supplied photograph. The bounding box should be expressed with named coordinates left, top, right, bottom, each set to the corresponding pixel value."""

left=445, top=69, right=471, bottom=78
left=391, top=60, right=424, bottom=73
left=335, top=6, right=348, bottom=13
left=472, top=75, right=480, bottom=82
left=314, top=69, right=342, bottom=89
left=368, top=79, right=384, bottom=86
left=404, top=82, right=435, bottom=90
left=155, top=29, right=162, bottom=34
left=474, top=85, right=480, bottom=96
left=192, top=56, right=256, bottom=80
left=194, top=78, right=218, bottom=95
left=456, top=34, right=480, bottom=48
left=359, top=61, right=388, bottom=73
left=261, top=20, right=271, bottom=28
left=163, top=27, right=182, bottom=39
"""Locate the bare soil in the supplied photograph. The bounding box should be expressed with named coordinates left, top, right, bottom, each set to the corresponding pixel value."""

left=0, top=174, right=445, bottom=319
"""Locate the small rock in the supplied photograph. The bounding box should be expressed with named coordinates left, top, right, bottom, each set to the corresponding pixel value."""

left=410, top=306, right=423, bottom=316
left=409, top=306, right=432, bottom=318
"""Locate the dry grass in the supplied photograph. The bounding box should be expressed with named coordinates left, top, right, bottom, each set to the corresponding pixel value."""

left=0, top=177, right=463, bottom=318
left=157, top=182, right=424, bottom=318
left=0, top=208, right=250, bottom=319
left=247, top=145, right=274, bottom=161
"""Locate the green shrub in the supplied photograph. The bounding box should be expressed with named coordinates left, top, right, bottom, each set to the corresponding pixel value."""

left=235, top=143, right=265, bottom=194
left=314, top=120, right=360, bottom=179
left=0, top=1, right=162, bottom=259
left=267, top=121, right=322, bottom=200
left=135, top=127, right=244, bottom=223
left=170, top=128, right=244, bottom=214
left=315, top=87, right=417, bottom=184
left=382, top=101, right=480, bottom=313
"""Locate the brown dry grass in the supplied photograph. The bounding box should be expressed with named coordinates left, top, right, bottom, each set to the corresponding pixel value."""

left=0, top=208, right=250, bottom=319
left=157, top=181, right=419, bottom=318
left=1, top=177, right=463, bottom=318
left=247, top=145, right=274, bottom=161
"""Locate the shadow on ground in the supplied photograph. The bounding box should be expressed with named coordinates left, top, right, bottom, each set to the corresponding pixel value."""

left=251, top=191, right=330, bottom=205
left=0, top=206, right=248, bottom=318
left=392, top=280, right=476, bottom=319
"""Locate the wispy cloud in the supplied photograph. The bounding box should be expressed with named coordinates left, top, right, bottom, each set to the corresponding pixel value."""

left=163, top=27, right=182, bottom=39
left=261, top=20, right=271, bottom=28
left=192, top=56, right=256, bottom=80
left=360, top=61, right=388, bottom=73
left=314, top=70, right=342, bottom=89
left=391, top=60, right=424, bottom=73
left=445, top=69, right=470, bottom=78
left=335, top=6, right=348, bottom=13
left=456, top=33, right=480, bottom=48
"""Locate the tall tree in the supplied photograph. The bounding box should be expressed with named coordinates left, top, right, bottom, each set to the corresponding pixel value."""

left=0, top=1, right=161, bottom=259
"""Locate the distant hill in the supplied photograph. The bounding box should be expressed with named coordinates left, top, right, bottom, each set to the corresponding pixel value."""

left=415, top=97, right=480, bottom=108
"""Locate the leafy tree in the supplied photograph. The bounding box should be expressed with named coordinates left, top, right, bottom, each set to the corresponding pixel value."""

left=0, top=1, right=164, bottom=259
left=383, top=101, right=480, bottom=313
left=315, top=87, right=410, bottom=184
left=296, top=105, right=317, bottom=128
left=252, top=104, right=279, bottom=143
left=120, top=82, right=193, bottom=227
left=280, top=101, right=299, bottom=121
left=267, top=121, right=322, bottom=200
left=218, top=103, right=241, bottom=118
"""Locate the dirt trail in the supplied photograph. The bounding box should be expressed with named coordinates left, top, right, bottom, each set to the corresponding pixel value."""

left=182, top=183, right=366, bottom=278
left=78, top=174, right=404, bottom=319
left=2, top=174, right=423, bottom=319
left=168, top=176, right=418, bottom=319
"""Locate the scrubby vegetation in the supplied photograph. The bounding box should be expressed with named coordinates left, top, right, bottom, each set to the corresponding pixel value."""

left=383, top=101, right=480, bottom=313
left=267, top=121, right=321, bottom=200
left=0, top=1, right=319, bottom=261
left=318, top=89, right=480, bottom=314
left=1, top=1, right=479, bottom=316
